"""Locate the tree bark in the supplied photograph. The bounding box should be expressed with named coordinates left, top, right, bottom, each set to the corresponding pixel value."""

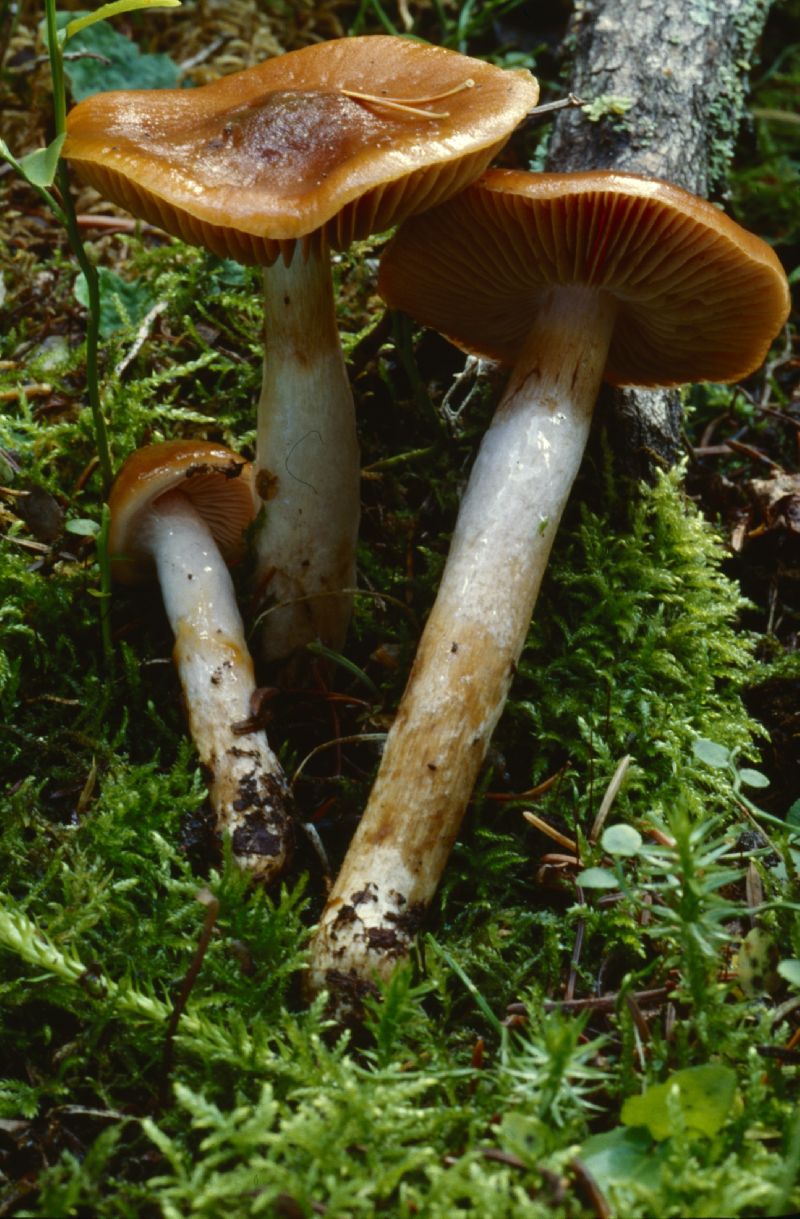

left=545, top=0, right=771, bottom=475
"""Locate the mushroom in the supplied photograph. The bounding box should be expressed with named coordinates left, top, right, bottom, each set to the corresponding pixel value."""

left=108, top=439, right=293, bottom=880
left=63, top=37, right=539, bottom=663
left=307, top=169, right=790, bottom=999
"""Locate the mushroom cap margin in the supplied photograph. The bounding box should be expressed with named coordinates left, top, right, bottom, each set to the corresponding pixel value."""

left=108, top=440, right=255, bottom=584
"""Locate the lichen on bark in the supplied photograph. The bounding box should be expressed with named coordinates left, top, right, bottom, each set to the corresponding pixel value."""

left=546, top=0, right=773, bottom=476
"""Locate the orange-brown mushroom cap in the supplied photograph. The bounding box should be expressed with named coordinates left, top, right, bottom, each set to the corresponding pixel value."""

left=64, top=37, right=539, bottom=265
left=108, top=440, right=254, bottom=584
left=378, top=170, right=791, bottom=386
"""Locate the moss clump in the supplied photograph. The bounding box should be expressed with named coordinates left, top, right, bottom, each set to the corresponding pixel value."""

left=506, top=462, right=759, bottom=831
left=1, top=4, right=797, bottom=1212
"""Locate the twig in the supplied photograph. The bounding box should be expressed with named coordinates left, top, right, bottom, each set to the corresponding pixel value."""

left=625, top=991, right=651, bottom=1073
left=160, top=888, right=219, bottom=1108
left=481, top=1148, right=527, bottom=1169
left=771, top=997, right=800, bottom=1026
left=0, top=383, right=52, bottom=401
left=76, top=212, right=160, bottom=234
left=361, top=445, right=436, bottom=476
left=745, top=861, right=763, bottom=920
left=754, top=404, right=800, bottom=431
left=785, top=1025, right=800, bottom=1053
left=522, top=811, right=577, bottom=852
left=299, top=820, right=333, bottom=889
left=725, top=438, right=784, bottom=470
left=506, top=987, right=670, bottom=1016
left=251, top=586, right=417, bottom=635
left=62, top=50, right=111, bottom=64
left=4, top=536, right=51, bottom=554
left=642, top=821, right=676, bottom=848
left=114, top=299, right=168, bottom=378
left=290, top=734, right=387, bottom=790
left=488, top=766, right=567, bottom=803
left=528, top=92, right=586, bottom=117
left=588, top=755, right=632, bottom=843
left=565, top=920, right=584, bottom=1001
left=570, top=1158, right=611, bottom=1219
left=756, top=1046, right=800, bottom=1063
left=179, top=36, right=225, bottom=72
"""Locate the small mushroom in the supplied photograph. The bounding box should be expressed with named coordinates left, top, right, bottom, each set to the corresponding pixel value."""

left=64, top=38, right=538, bottom=663
left=108, top=440, right=293, bottom=880
left=307, top=169, right=790, bottom=999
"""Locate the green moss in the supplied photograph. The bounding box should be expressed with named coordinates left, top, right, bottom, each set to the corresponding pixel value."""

left=506, top=463, right=759, bottom=830
left=707, top=0, right=772, bottom=191
left=1, top=3, right=798, bottom=1213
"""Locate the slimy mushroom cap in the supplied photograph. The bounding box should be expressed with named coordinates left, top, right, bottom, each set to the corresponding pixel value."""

left=378, top=169, right=791, bottom=386
left=108, top=439, right=254, bottom=583
left=64, top=38, right=539, bottom=265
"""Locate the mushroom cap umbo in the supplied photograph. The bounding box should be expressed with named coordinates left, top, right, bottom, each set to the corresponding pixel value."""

left=378, top=170, right=791, bottom=386
left=63, top=37, right=539, bottom=266
left=108, top=440, right=254, bottom=584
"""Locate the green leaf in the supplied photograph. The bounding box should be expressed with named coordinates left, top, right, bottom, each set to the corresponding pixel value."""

left=778, top=959, right=800, bottom=989
left=575, top=867, right=619, bottom=890
left=737, top=927, right=779, bottom=996
left=601, top=824, right=642, bottom=857
left=61, top=16, right=181, bottom=100
left=692, top=738, right=732, bottom=769
left=0, top=136, right=22, bottom=174
left=738, top=767, right=770, bottom=789
left=785, top=799, right=800, bottom=828
left=74, top=267, right=155, bottom=338
left=65, top=0, right=181, bottom=42
left=18, top=134, right=66, bottom=189
left=499, top=1112, right=545, bottom=1168
left=579, top=1126, right=665, bottom=1193
left=621, top=1064, right=737, bottom=1140
left=305, top=640, right=380, bottom=699
left=65, top=518, right=100, bottom=538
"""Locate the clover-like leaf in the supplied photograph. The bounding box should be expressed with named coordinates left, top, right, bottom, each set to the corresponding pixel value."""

left=738, top=767, right=770, bottom=789
left=66, top=518, right=101, bottom=538
left=778, top=959, right=800, bottom=989
left=601, top=824, right=642, bottom=857
left=621, top=1064, right=737, bottom=1140
left=575, top=867, right=618, bottom=890
left=692, top=738, right=731, bottom=769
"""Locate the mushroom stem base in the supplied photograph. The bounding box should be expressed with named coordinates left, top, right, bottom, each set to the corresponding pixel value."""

left=147, top=491, right=293, bottom=880
left=308, top=286, right=616, bottom=1001
left=253, top=247, right=360, bottom=665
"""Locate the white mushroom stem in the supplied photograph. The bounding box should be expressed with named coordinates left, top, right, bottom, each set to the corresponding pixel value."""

left=308, top=286, right=617, bottom=997
left=144, top=489, right=293, bottom=880
left=252, top=245, right=361, bottom=664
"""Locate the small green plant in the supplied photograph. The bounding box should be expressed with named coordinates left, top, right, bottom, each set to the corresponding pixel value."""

left=576, top=811, right=743, bottom=1045
left=498, top=1009, right=609, bottom=1130
left=0, top=0, right=183, bottom=673
left=349, top=0, right=536, bottom=62
left=692, top=736, right=800, bottom=842
left=1, top=4, right=798, bottom=1215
